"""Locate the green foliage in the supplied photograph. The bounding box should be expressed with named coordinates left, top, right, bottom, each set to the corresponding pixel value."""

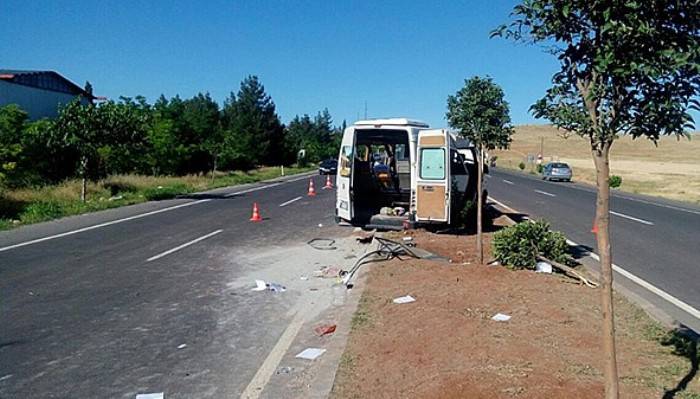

left=143, top=184, right=191, bottom=201
left=518, top=161, right=526, bottom=170
left=493, top=220, right=570, bottom=269
left=0, top=104, right=28, bottom=188
left=446, top=76, right=514, bottom=150
left=492, top=1, right=699, bottom=151
left=286, top=109, right=340, bottom=164
left=609, top=175, right=622, bottom=188
left=537, top=163, right=544, bottom=174
left=20, top=201, right=64, bottom=224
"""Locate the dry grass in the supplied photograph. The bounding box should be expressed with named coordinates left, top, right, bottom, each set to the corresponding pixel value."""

left=492, top=125, right=700, bottom=204
left=0, top=166, right=312, bottom=229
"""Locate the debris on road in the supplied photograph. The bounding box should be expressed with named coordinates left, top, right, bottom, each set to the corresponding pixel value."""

left=392, top=295, right=416, bottom=304
left=251, top=280, right=286, bottom=292
left=307, top=238, right=337, bottom=250
left=491, top=313, right=512, bottom=322
left=136, top=393, right=164, bottom=399
left=177, top=344, right=187, bottom=349
left=535, top=261, right=553, bottom=274
left=314, top=266, right=343, bottom=278
left=313, top=323, right=337, bottom=337
left=295, top=348, right=326, bottom=360
left=276, top=366, right=294, bottom=375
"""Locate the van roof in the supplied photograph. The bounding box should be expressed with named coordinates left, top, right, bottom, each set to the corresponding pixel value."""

left=354, top=118, right=429, bottom=128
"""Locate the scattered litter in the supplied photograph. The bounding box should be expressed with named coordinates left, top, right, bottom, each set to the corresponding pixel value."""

left=276, top=366, right=294, bottom=375
left=393, top=206, right=406, bottom=216
left=251, top=280, right=267, bottom=291
left=535, top=261, right=553, bottom=274
left=300, top=276, right=309, bottom=281
left=402, top=236, right=413, bottom=242
left=177, top=344, right=187, bottom=349
left=156, top=185, right=163, bottom=189
left=353, top=227, right=363, bottom=232
left=491, top=313, right=512, bottom=322
left=487, top=260, right=500, bottom=267
left=356, top=233, right=375, bottom=244
left=318, top=223, right=323, bottom=227
left=251, top=280, right=286, bottom=292
left=136, top=393, right=164, bottom=399
left=379, top=206, right=395, bottom=216
left=314, top=266, right=343, bottom=278
left=109, top=195, right=124, bottom=201
left=268, top=283, right=286, bottom=292
left=0, top=374, right=13, bottom=382
left=392, top=295, right=416, bottom=304
left=313, top=324, right=337, bottom=336
left=307, top=238, right=337, bottom=250
left=295, top=348, right=326, bottom=360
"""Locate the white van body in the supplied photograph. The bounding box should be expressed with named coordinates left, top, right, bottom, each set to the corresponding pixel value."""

left=336, top=118, right=478, bottom=228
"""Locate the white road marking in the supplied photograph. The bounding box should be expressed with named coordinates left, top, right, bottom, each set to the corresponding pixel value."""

left=565, top=238, right=699, bottom=320
left=610, top=211, right=654, bottom=225
left=0, top=199, right=212, bottom=253
left=489, top=197, right=518, bottom=214
left=146, top=229, right=223, bottom=262
left=240, top=308, right=307, bottom=399
left=0, top=171, right=315, bottom=253
left=279, top=196, right=302, bottom=207
left=534, top=189, right=556, bottom=197
left=502, top=179, right=514, bottom=185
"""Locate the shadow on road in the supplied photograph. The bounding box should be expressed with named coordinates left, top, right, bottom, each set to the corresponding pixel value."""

left=662, top=326, right=699, bottom=399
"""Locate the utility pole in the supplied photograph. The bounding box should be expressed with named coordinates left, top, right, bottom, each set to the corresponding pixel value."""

left=364, top=101, right=367, bottom=119
left=540, top=136, right=544, bottom=158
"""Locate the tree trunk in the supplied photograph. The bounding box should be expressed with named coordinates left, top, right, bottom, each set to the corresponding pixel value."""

left=476, top=143, right=484, bottom=265
left=80, top=156, right=88, bottom=203
left=593, top=142, right=619, bottom=399
left=211, top=154, right=218, bottom=182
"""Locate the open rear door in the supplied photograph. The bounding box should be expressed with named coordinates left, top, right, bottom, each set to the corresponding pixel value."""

left=415, top=129, right=450, bottom=223
left=336, top=127, right=354, bottom=221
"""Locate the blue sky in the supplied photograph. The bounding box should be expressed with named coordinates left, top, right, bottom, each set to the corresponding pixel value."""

left=2, top=0, right=563, bottom=127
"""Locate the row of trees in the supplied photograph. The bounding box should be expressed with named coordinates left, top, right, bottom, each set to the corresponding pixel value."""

left=0, top=76, right=344, bottom=199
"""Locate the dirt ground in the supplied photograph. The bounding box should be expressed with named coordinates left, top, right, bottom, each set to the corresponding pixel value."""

left=492, top=125, right=700, bottom=204
left=331, top=222, right=699, bottom=398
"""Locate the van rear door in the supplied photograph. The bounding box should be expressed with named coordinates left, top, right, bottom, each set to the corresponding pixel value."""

left=336, top=127, right=354, bottom=221
left=415, top=129, right=450, bottom=223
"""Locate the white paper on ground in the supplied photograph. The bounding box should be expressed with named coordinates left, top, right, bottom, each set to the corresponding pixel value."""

left=535, top=261, right=553, bottom=274
left=251, top=280, right=267, bottom=291
left=295, top=348, right=326, bottom=360
left=136, top=393, right=164, bottom=399
left=392, top=295, right=416, bottom=304
left=491, top=313, right=512, bottom=322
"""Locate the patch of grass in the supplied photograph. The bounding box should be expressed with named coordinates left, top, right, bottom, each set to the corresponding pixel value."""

left=0, top=166, right=314, bottom=230
left=351, top=293, right=374, bottom=331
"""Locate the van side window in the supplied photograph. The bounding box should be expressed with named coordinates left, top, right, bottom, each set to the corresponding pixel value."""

left=450, top=150, right=467, bottom=175
left=420, top=148, right=445, bottom=180
left=340, top=146, right=353, bottom=177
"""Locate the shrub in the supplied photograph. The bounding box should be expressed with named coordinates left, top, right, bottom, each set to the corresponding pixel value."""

left=492, top=220, right=570, bottom=269
left=20, top=201, right=64, bottom=224
left=518, top=162, right=526, bottom=170
left=143, top=184, right=190, bottom=201
left=537, top=163, right=544, bottom=174
left=609, top=175, right=622, bottom=188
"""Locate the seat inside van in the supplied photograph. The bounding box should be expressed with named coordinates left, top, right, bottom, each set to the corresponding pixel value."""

left=352, top=129, right=411, bottom=225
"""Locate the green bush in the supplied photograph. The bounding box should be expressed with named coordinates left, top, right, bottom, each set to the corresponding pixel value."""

left=609, top=175, right=622, bottom=188
left=518, top=162, right=526, bottom=170
left=143, top=184, right=190, bottom=201
left=492, top=220, right=570, bottom=269
left=537, top=164, right=544, bottom=174
left=20, top=201, right=64, bottom=224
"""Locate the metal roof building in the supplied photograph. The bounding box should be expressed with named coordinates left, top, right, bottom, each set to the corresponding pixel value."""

left=0, top=69, right=95, bottom=120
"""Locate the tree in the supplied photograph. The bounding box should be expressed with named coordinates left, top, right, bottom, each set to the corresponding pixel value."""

left=84, top=81, right=93, bottom=97
left=446, top=76, right=514, bottom=264
left=493, top=2, right=699, bottom=397
left=0, top=105, right=28, bottom=190
left=223, top=76, right=284, bottom=168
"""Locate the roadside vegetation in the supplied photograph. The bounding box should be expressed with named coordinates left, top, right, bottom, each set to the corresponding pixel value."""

left=0, top=75, right=339, bottom=229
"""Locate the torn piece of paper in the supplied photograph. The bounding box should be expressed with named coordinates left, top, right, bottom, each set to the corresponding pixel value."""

left=251, top=280, right=267, bottom=291
left=136, top=393, right=164, bottom=399
left=392, top=295, right=416, bottom=304
left=491, top=313, right=512, bottom=322
left=295, top=348, right=326, bottom=360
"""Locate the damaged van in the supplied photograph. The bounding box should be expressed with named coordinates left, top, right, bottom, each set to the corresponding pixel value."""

left=335, top=118, right=484, bottom=230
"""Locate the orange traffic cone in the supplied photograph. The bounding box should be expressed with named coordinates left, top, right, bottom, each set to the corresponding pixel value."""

left=250, top=202, right=262, bottom=222
left=307, top=179, right=317, bottom=196
left=591, top=218, right=598, bottom=234
left=323, top=175, right=333, bottom=189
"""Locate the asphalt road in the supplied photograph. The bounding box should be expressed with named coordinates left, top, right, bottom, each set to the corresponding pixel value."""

left=0, top=173, right=347, bottom=399
left=487, top=167, right=700, bottom=331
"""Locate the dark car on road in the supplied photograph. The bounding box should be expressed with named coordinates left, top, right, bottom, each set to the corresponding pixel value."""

left=542, top=162, right=573, bottom=182
left=319, top=159, right=338, bottom=175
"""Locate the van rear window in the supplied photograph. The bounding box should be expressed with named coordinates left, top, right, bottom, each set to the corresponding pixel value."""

left=420, top=148, right=445, bottom=180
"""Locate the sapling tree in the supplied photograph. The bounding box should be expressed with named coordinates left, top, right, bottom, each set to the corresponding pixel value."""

left=493, top=2, right=699, bottom=397
left=447, top=76, right=514, bottom=264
